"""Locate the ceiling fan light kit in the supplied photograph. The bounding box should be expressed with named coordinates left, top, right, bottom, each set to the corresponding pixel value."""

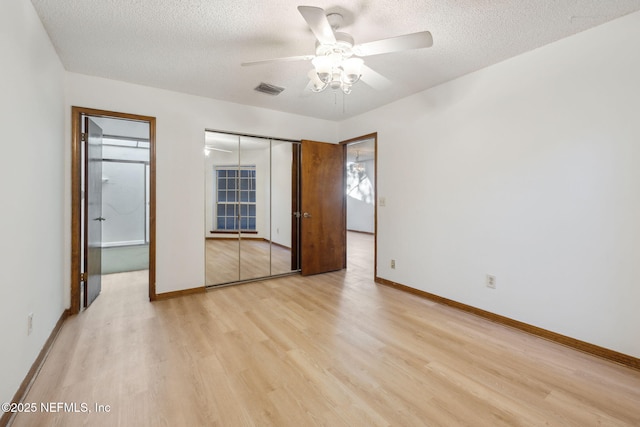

left=242, top=5, right=433, bottom=96
left=310, top=53, right=363, bottom=94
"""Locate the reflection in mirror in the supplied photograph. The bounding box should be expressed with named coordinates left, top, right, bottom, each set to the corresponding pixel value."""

left=205, top=133, right=240, bottom=285
left=270, top=141, right=294, bottom=276
left=205, top=131, right=298, bottom=286
left=239, top=136, right=270, bottom=281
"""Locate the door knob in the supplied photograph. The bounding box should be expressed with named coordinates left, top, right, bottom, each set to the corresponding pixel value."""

left=303, top=212, right=312, bottom=218
left=93, top=217, right=106, bottom=221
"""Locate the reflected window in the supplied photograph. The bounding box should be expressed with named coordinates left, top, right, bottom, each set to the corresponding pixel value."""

left=215, top=166, right=257, bottom=231
left=346, top=162, right=374, bottom=204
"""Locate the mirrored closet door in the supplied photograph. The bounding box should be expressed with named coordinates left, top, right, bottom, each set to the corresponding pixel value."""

left=204, top=131, right=299, bottom=286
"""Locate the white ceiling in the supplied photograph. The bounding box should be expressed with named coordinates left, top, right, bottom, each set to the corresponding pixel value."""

left=31, top=1, right=640, bottom=121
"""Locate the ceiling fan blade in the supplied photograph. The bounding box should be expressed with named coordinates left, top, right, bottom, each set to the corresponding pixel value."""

left=297, top=6, right=336, bottom=45
left=241, top=55, right=315, bottom=66
left=360, top=65, right=392, bottom=90
left=353, top=31, right=433, bottom=57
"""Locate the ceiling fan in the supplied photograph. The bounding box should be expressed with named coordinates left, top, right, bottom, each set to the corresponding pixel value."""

left=241, top=6, right=433, bottom=94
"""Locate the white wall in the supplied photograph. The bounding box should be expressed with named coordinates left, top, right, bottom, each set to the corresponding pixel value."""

left=0, top=0, right=66, bottom=406
left=339, top=11, right=640, bottom=358
left=64, top=73, right=338, bottom=295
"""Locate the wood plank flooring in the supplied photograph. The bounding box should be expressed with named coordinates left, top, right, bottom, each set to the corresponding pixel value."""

left=12, top=233, right=640, bottom=426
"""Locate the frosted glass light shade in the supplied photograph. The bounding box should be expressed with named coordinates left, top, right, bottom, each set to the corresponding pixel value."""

left=307, top=69, right=327, bottom=92
left=312, top=56, right=332, bottom=83
left=342, top=58, right=363, bottom=84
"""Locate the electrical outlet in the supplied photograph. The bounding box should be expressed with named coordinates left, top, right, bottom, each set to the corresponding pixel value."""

left=27, top=313, right=33, bottom=335
left=379, top=197, right=386, bottom=207
left=391, top=259, right=396, bottom=269
left=486, top=274, right=496, bottom=289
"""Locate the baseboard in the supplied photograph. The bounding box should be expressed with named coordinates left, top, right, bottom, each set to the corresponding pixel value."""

left=154, top=286, right=205, bottom=301
left=375, top=277, right=640, bottom=371
left=0, top=309, right=70, bottom=427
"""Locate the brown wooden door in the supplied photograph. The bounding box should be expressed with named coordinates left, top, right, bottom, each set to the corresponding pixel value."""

left=84, top=117, right=103, bottom=307
left=300, top=140, right=345, bottom=275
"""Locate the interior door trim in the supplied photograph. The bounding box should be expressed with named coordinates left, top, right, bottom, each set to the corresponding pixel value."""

left=71, top=106, right=157, bottom=314
left=340, top=132, right=378, bottom=279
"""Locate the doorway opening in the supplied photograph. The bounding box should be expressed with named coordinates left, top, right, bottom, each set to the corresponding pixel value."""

left=342, top=133, right=377, bottom=278
left=71, top=107, right=156, bottom=314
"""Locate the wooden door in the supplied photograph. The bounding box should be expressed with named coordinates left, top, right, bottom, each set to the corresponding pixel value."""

left=300, top=140, right=345, bottom=275
left=84, top=117, right=104, bottom=307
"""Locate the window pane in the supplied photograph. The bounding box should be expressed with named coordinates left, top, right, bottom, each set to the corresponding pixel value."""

left=240, top=217, right=248, bottom=230
left=215, top=166, right=256, bottom=231
left=226, top=217, right=236, bottom=229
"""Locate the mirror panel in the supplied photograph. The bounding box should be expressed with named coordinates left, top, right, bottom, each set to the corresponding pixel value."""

left=205, top=131, right=298, bottom=287
left=271, top=140, right=294, bottom=276
left=205, top=132, right=240, bottom=285
left=239, top=136, right=271, bottom=281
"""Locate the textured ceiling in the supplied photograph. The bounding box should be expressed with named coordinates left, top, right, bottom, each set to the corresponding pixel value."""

left=31, top=0, right=640, bottom=121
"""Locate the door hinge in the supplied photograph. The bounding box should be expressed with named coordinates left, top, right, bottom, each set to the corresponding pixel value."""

left=81, top=132, right=87, bottom=142
left=80, top=272, right=86, bottom=282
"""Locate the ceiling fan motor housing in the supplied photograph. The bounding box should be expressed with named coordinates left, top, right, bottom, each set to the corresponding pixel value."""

left=316, top=32, right=355, bottom=58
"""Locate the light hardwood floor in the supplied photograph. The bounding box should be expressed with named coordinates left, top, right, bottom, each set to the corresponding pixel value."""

left=12, top=232, right=640, bottom=426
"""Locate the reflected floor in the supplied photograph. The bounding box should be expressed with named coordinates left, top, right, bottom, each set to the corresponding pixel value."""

left=206, top=239, right=294, bottom=286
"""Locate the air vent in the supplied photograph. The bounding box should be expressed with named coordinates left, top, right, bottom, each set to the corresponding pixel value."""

left=254, top=82, right=285, bottom=96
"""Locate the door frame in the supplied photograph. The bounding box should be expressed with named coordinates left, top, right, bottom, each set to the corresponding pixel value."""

left=340, top=132, right=378, bottom=279
left=71, top=106, right=157, bottom=314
